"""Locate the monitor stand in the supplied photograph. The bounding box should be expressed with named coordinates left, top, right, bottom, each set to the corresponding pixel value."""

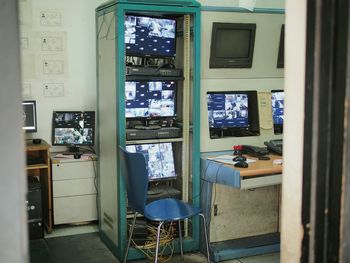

left=62, top=146, right=83, bottom=158
left=134, top=120, right=161, bottom=130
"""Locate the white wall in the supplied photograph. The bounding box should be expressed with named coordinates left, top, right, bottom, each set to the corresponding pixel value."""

left=19, top=0, right=105, bottom=151
left=199, top=0, right=284, bottom=9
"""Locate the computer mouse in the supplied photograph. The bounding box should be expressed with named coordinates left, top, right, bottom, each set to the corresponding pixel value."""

left=233, top=155, right=246, bottom=162
left=234, top=161, right=248, bottom=168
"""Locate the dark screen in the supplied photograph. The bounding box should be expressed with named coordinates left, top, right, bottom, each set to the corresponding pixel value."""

left=215, top=29, right=251, bottom=58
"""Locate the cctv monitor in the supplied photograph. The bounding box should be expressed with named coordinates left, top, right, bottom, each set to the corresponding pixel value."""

left=271, top=90, right=284, bottom=134
left=207, top=91, right=260, bottom=138
left=22, top=100, right=37, bottom=133
left=125, top=14, right=177, bottom=58
left=125, top=80, right=176, bottom=121
left=125, top=142, right=176, bottom=181
left=209, top=23, right=256, bottom=68
left=52, top=111, right=95, bottom=151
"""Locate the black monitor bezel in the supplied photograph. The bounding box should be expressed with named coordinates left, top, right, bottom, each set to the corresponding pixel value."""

left=277, top=24, right=285, bottom=68
left=22, top=100, right=37, bottom=133
left=207, top=90, right=260, bottom=138
left=124, top=13, right=177, bottom=58
left=209, top=22, right=256, bottom=68
left=125, top=80, right=177, bottom=122
left=271, top=89, right=284, bottom=134
left=51, top=111, right=95, bottom=147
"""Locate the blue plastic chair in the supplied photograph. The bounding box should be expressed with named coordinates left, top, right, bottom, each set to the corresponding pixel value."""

left=119, top=147, right=210, bottom=263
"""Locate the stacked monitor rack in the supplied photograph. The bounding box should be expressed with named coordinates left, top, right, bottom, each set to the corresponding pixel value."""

left=96, top=0, right=202, bottom=261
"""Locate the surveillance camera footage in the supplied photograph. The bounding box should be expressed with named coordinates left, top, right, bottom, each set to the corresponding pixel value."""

left=52, top=111, right=95, bottom=146
left=126, top=143, right=176, bottom=180
left=125, top=81, right=176, bottom=119
left=207, top=93, right=249, bottom=128
left=125, top=15, right=176, bottom=57
left=271, top=91, right=284, bottom=125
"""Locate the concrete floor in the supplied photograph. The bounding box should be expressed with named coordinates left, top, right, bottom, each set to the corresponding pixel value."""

left=31, top=231, right=280, bottom=263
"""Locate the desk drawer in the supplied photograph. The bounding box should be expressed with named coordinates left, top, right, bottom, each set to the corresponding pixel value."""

left=240, top=174, right=282, bottom=189
left=53, top=195, right=97, bottom=225
left=52, top=161, right=96, bottom=181
left=53, top=178, right=97, bottom=197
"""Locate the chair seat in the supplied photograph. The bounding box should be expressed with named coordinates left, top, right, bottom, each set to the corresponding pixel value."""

left=144, top=198, right=202, bottom=221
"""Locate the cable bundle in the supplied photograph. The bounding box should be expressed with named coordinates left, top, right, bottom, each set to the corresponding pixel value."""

left=132, top=223, right=175, bottom=262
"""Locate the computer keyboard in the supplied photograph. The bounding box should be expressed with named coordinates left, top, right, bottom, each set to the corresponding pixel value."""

left=264, top=139, right=283, bottom=156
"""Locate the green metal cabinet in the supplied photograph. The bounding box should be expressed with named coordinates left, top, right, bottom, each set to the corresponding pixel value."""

left=95, top=0, right=201, bottom=261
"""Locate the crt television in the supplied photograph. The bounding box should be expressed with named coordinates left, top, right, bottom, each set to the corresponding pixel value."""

left=22, top=100, right=37, bottom=133
left=209, top=23, right=256, bottom=68
left=207, top=91, right=260, bottom=138
left=125, top=80, right=176, bottom=120
left=277, top=24, right=285, bottom=68
left=124, top=14, right=177, bottom=58
left=125, top=142, right=176, bottom=181
left=52, top=111, right=95, bottom=148
left=271, top=90, right=284, bottom=134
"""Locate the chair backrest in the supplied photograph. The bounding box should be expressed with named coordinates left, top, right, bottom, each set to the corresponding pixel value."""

left=118, top=146, right=149, bottom=215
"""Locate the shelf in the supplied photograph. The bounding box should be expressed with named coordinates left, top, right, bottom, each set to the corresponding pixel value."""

left=126, top=137, right=184, bottom=145
left=26, top=164, right=49, bottom=170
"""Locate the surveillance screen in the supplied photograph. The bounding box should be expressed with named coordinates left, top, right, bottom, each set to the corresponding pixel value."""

left=22, top=101, right=36, bottom=131
left=125, top=15, right=176, bottom=57
left=126, top=143, right=176, bottom=180
left=125, top=81, right=176, bottom=118
left=207, top=93, right=249, bottom=128
left=271, top=91, right=284, bottom=125
left=53, top=111, right=95, bottom=145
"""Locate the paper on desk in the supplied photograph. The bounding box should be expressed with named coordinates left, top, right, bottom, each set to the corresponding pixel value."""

left=258, top=92, right=273, bottom=129
left=207, top=155, right=256, bottom=165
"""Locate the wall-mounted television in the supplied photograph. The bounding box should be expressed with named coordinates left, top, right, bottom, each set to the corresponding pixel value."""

left=209, top=23, right=256, bottom=68
left=52, top=111, right=95, bottom=151
left=125, top=80, right=176, bottom=121
left=207, top=91, right=260, bottom=138
left=124, top=14, right=177, bottom=58
left=277, top=24, right=284, bottom=68
left=271, top=90, right=284, bottom=134
left=125, top=142, right=176, bottom=181
left=22, top=100, right=37, bottom=133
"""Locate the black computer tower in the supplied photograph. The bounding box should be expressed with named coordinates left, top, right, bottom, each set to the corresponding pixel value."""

left=27, top=176, right=43, bottom=239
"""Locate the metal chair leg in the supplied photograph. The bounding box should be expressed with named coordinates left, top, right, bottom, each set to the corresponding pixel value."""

left=199, top=213, right=211, bottom=263
left=154, top=221, right=164, bottom=263
left=123, top=213, right=137, bottom=263
left=178, top=220, right=184, bottom=260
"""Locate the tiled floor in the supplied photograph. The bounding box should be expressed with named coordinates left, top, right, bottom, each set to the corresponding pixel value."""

left=30, top=231, right=280, bottom=263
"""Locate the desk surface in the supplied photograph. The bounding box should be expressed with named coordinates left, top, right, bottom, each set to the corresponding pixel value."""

left=229, top=154, right=283, bottom=177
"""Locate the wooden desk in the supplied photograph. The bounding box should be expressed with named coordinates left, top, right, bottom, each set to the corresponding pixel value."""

left=26, top=139, right=52, bottom=233
left=200, top=153, right=282, bottom=262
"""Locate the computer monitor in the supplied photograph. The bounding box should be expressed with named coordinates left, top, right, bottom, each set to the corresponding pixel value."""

left=207, top=92, right=249, bottom=128
left=207, top=91, right=260, bottom=138
left=277, top=24, right=285, bottom=68
left=125, top=80, right=176, bottom=121
left=209, top=23, right=256, bottom=68
left=125, top=142, right=176, bottom=181
left=52, top=111, right=95, bottom=151
left=125, top=14, right=177, bottom=58
left=271, top=90, right=284, bottom=134
left=22, top=100, right=37, bottom=133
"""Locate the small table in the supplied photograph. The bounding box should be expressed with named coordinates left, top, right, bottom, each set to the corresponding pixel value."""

left=201, top=153, right=283, bottom=262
